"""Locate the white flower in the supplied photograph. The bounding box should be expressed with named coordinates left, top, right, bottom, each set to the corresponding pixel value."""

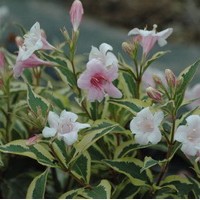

left=174, top=115, right=200, bottom=157
left=42, top=110, right=90, bottom=146
left=89, top=43, right=118, bottom=67
left=130, top=107, right=164, bottom=145
left=20, top=22, right=54, bottom=61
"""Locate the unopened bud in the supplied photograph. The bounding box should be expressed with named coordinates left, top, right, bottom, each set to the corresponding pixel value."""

left=15, top=36, right=24, bottom=47
left=122, top=42, right=133, bottom=55
left=0, top=51, right=5, bottom=70
left=176, top=76, right=183, bottom=88
left=152, top=74, right=162, bottom=85
left=26, top=134, right=41, bottom=146
left=165, top=69, right=176, bottom=87
left=69, top=0, right=84, bottom=32
left=146, top=87, right=162, bottom=101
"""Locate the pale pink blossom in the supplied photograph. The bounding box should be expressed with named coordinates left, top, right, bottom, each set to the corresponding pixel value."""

left=130, top=107, right=164, bottom=145
left=13, top=47, right=53, bottom=78
left=42, top=110, right=90, bottom=146
left=69, top=0, right=84, bottom=32
left=128, top=24, right=173, bottom=55
left=89, top=43, right=118, bottom=67
left=185, top=84, right=200, bottom=110
left=77, top=59, right=122, bottom=102
left=20, top=22, right=55, bottom=61
left=174, top=115, right=200, bottom=157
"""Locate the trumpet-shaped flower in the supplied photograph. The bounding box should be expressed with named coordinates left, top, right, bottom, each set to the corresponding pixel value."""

left=42, top=110, right=90, bottom=146
left=128, top=24, right=173, bottom=55
left=77, top=59, right=122, bottom=102
left=130, top=107, right=164, bottom=145
left=20, top=22, right=55, bottom=61
left=13, top=47, right=53, bottom=78
left=69, top=0, right=84, bottom=32
left=174, top=115, right=200, bottom=157
left=89, top=43, right=118, bottom=67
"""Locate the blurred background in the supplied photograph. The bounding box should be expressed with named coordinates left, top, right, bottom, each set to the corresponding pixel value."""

left=0, top=0, right=200, bottom=77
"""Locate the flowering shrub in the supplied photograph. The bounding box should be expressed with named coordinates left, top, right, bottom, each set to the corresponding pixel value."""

left=1, top=0, right=200, bottom=198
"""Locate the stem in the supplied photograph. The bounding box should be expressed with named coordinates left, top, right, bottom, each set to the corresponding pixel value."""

left=49, top=141, right=91, bottom=188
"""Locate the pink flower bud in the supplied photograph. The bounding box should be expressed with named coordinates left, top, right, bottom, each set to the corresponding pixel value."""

left=0, top=51, right=5, bottom=69
left=146, top=87, right=162, bottom=101
left=69, top=0, right=84, bottom=32
left=26, top=134, right=41, bottom=146
left=165, top=69, right=176, bottom=87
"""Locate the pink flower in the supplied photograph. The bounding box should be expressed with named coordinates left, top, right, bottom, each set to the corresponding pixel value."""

left=130, top=107, right=164, bottom=145
left=128, top=24, right=173, bottom=55
left=69, top=0, right=84, bottom=32
left=20, top=22, right=55, bottom=61
left=146, top=87, right=162, bottom=101
left=77, top=59, right=122, bottom=102
left=185, top=84, right=200, bottom=110
left=174, top=115, right=200, bottom=157
left=42, top=110, right=90, bottom=146
left=13, top=47, right=53, bottom=78
left=89, top=43, right=118, bottom=67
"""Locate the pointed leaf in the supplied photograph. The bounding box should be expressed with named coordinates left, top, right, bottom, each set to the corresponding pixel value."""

left=104, top=157, right=152, bottom=186
left=71, top=151, right=91, bottom=184
left=80, top=180, right=111, bottom=199
left=27, top=84, right=50, bottom=117
left=26, top=168, right=49, bottom=199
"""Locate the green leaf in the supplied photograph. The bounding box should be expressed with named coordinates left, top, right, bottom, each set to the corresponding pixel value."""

left=0, top=140, right=58, bottom=168
left=26, top=168, right=49, bottom=199
left=140, top=156, right=160, bottom=173
left=160, top=175, right=193, bottom=197
left=175, top=59, right=200, bottom=108
left=114, top=140, right=153, bottom=158
left=79, top=179, right=111, bottom=199
left=104, top=157, right=152, bottom=186
left=71, top=120, right=125, bottom=163
left=59, top=188, right=84, bottom=199
left=42, top=53, right=77, bottom=88
left=71, top=151, right=91, bottom=184
left=143, top=51, right=169, bottom=72
left=27, top=84, right=50, bottom=117
left=109, top=98, right=150, bottom=115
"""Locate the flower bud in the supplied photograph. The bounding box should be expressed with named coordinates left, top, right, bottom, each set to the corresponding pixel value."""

left=146, top=87, right=162, bottom=101
left=165, top=69, right=176, bottom=87
left=69, top=0, right=84, bottom=32
left=26, top=134, right=41, bottom=146
left=122, top=42, right=133, bottom=55
left=152, top=74, right=162, bottom=85
left=0, top=51, right=5, bottom=70
left=15, top=36, right=24, bottom=47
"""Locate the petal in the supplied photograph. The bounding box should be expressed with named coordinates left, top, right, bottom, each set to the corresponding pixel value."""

left=128, top=28, right=141, bottom=36
left=48, top=111, right=59, bottom=129
left=99, top=43, right=113, bottom=55
left=88, top=87, right=104, bottom=102
left=60, top=110, right=78, bottom=122
left=104, top=83, right=122, bottom=99
left=156, top=28, right=173, bottom=39
left=148, top=129, right=162, bottom=144
left=153, top=111, right=164, bottom=126
left=42, top=127, right=57, bottom=138
left=89, top=46, right=101, bottom=61
left=105, top=52, right=118, bottom=66
left=61, top=131, right=78, bottom=146
left=74, top=122, right=90, bottom=131
left=181, top=143, right=197, bottom=156
left=174, top=125, right=188, bottom=142
left=135, top=133, right=149, bottom=145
